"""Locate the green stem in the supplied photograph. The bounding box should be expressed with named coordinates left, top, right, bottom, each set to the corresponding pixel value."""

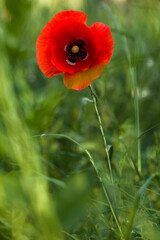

left=88, top=85, right=113, bottom=184
left=101, top=184, right=123, bottom=238
left=88, top=85, right=124, bottom=238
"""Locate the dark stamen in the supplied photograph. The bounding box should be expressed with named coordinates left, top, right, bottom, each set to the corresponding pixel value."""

left=80, top=50, right=87, bottom=60
left=68, top=57, right=76, bottom=63
left=66, top=39, right=88, bottom=64
left=77, top=40, right=86, bottom=47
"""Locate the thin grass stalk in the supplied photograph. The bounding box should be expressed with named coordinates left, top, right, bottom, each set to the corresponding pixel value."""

left=101, top=2, right=141, bottom=174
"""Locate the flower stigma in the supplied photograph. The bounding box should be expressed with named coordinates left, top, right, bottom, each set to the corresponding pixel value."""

left=71, top=45, right=80, bottom=54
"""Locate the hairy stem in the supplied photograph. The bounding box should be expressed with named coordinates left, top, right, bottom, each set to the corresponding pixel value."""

left=88, top=84, right=113, bottom=184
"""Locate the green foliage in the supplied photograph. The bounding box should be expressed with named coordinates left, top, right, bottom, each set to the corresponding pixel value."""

left=0, top=0, right=160, bottom=239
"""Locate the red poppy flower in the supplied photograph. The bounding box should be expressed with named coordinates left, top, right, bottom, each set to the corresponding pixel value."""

left=36, top=10, right=114, bottom=90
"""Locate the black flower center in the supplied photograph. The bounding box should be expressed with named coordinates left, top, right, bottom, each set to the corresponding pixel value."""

left=66, top=39, right=88, bottom=64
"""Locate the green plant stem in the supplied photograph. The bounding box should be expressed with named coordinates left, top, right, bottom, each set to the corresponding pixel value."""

left=88, top=85, right=113, bottom=184
left=88, top=86, right=123, bottom=238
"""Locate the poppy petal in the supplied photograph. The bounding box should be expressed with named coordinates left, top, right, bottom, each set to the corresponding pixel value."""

left=50, top=21, right=99, bottom=74
left=90, top=22, right=114, bottom=67
left=54, top=10, right=87, bottom=25
left=36, top=29, right=62, bottom=77
left=63, top=64, right=106, bottom=90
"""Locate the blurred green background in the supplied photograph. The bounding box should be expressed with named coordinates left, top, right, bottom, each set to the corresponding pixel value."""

left=0, top=0, right=160, bottom=239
